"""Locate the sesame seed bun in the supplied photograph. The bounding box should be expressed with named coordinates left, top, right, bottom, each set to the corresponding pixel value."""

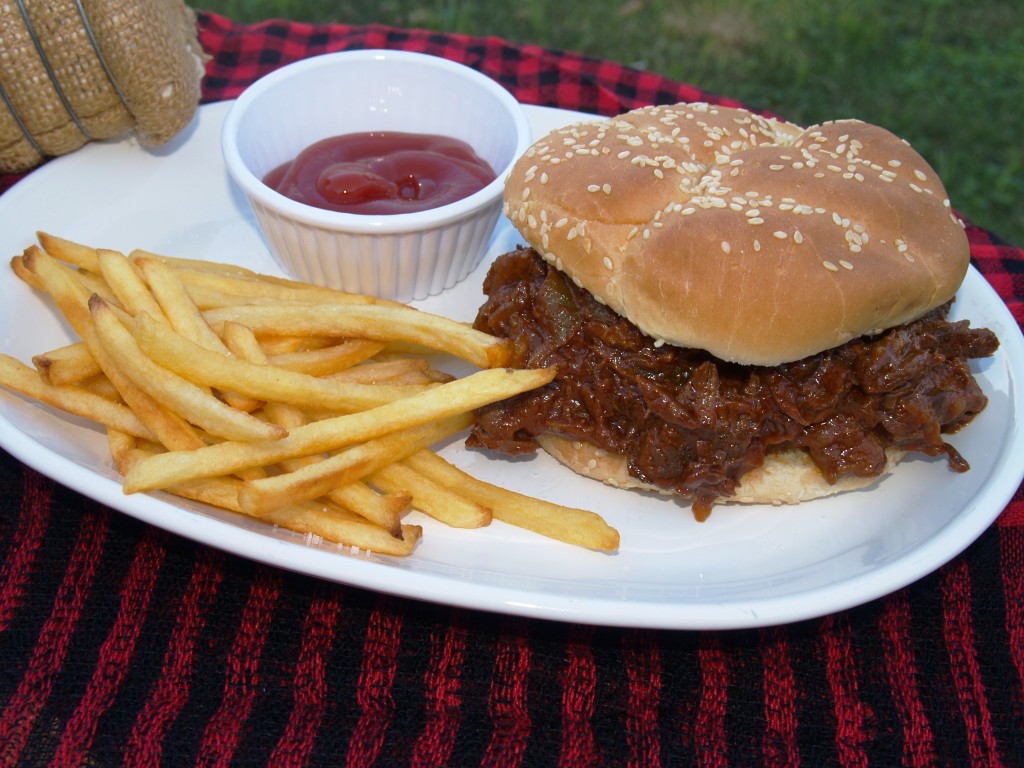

left=537, top=435, right=904, bottom=510
left=503, top=103, right=970, bottom=366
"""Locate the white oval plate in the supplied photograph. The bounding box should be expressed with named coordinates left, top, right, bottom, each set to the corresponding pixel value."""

left=2, top=101, right=1022, bottom=630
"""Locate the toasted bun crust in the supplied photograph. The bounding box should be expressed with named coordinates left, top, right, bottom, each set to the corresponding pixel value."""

left=504, top=103, right=969, bottom=365
left=537, top=435, right=902, bottom=507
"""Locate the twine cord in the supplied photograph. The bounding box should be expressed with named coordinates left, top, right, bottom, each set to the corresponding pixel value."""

left=72, top=0, right=132, bottom=113
left=0, top=79, right=45, bottom=155
left=13, top=0, right=93, bottom=140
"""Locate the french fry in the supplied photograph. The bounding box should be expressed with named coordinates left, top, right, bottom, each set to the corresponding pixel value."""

left=267, top=339, right=385, bottom=376
left=129, top=248, right=261, bottom=278
left=326, top=359, right=453, bottom=386
left=10, top=255, right=43, bottom=290
left=370, top=460, right=491, bottom=528
left=97, top=249, right=166, bottom=320
left=203, top=302, right=512, bottom=369
left=260, top=500, right=422, bottom=556
left=32, top=342, right=102, bottom=385
left=237, top=415, right=470, bottom=516
left=0, top=354, right=156, bottom=440
left=122, top=367, right=554, bottom=493
left=403, top=451, right=621, bottom=552
left=166, top=264, right=393, bottom=306
left=37, top=231, right=101, bottom=272
left=179, top=474, right=421, bottom=556
left=133, top=312, right=431, bottom=412
left=90, top=297, right=285, bottom=443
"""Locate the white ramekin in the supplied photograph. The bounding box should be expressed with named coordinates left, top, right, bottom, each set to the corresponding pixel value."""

left=222, top=49, right=531, bottom=302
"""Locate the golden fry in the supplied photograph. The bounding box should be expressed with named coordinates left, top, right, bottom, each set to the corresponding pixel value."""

left=0, top=354, right=156, bottom=440
left=37, top=231, right=102, bottom=272
left=134, top=312, right=431, bottom=412
left=32, top=342, right=102, bottom=386
left=203, top=302, right=512, bottom=369
left=267, top=339, right=385, bottom=376
left=97, top=249, right=165, bottom=320
left=371, top=459, right=491, bottom=528
left=403, top=451, right=621, bottom=551
left=237, top=415, right=469, bottom=516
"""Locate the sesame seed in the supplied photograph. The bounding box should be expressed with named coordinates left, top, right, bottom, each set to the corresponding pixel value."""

left=823, top=260, right=839, bottom=271
left=753, top=240, right=762, bottom=252
left=587, top=184, right=601, bottom=193
left=773, top=230, right=788, bottom=239
left=839, top=260, right=854, bottom=270
left=914, top=169, right=927, bottom=181
left=603, top=256, right=614, bottom=270
left=721, top=241, right=731, bottom=253
left=888, top=159, right=901, bottom=168
left=910, top=183, right=923, bottom=193
left=748, top=217, right=765, bottom=225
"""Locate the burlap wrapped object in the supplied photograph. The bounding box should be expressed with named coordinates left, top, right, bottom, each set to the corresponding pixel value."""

left=0, top=0, right=206, bottom=173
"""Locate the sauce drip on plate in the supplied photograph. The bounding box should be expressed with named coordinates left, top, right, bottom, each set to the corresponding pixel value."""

left=263, top=132, right=496, bottom=214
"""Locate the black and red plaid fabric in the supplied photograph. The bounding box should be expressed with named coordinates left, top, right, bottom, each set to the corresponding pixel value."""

left=2, top=12, right=1023, bottom=766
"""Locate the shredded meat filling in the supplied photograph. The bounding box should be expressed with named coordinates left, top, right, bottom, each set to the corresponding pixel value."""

left=468, top=248, right=999, bottom=517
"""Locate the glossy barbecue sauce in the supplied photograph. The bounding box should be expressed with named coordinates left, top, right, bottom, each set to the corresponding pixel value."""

left=262, top=132, right=496, bottom=215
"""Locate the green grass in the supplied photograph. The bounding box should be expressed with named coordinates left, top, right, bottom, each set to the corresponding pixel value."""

left=197, top=0, right=1024, bottom=247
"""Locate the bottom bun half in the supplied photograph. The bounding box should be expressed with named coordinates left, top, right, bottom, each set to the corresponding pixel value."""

left=536, top=435, right=903, bottom=508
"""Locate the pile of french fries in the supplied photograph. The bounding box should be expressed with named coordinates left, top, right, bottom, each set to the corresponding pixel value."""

left=1, top=233, right=620, bottom=555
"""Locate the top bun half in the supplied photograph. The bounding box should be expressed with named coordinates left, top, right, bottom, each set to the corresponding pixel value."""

left=502, top=103, right=970, bottom=365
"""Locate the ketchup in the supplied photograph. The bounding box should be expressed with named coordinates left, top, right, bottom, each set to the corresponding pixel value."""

left=262, top=132, right=497, bottom=215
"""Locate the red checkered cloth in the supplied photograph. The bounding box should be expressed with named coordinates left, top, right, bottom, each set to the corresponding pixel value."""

left=1, top=12, right=1023, bottom=767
